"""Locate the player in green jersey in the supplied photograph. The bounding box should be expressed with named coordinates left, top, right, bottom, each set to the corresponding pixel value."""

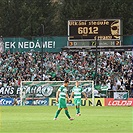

left=54, top=79, right=74, bottom=120
left=70, top=81, right=87, bottom=116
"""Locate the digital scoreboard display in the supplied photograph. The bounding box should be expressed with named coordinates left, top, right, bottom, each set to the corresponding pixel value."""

left=68, top=40, right=121, bottom=47
left=68, top=19, right=122, bottom=41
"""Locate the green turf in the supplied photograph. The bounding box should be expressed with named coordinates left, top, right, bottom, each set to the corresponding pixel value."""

left=0, top=106, right=133, bottom=133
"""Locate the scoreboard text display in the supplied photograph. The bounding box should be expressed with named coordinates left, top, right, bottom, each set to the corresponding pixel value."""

left=68, top=19, right=121, bottom=41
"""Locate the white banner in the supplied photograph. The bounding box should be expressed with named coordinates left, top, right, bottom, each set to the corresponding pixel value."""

left=114, top=92, right=128, bottom=100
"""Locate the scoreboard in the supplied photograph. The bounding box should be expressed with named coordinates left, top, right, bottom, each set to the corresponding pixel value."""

left=69, top=40, right=121, bottom=47
left=68, top=19, right=122, bottom=46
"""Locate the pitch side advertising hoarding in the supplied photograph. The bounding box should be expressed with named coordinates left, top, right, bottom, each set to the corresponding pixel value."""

left=105, top=98, right=133, bottom=106
left=0, top=98, right=49, bottom=106
left=49, top=98, right=105, bottom=106
left=0, top=98, right=14, bottom=106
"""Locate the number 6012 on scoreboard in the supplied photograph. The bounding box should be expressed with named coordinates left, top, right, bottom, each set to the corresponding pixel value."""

left=68, top=19, right=122, bottom=41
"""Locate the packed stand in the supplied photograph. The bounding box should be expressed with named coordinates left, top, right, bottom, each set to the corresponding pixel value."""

left=0, top=50, right=133, bottom=97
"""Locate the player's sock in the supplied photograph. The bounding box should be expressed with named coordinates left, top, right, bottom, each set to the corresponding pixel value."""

left=76, top=106, right=80, bottom=114
left=76, top=107, right=78, bottom=114
left=65, top=110, right=71, bottom=119
left=77, top=107, right=80, bottom=114
left=54, top=110, right=61, bottom=118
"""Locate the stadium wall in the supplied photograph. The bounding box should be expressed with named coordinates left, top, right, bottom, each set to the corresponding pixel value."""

left=123, top=35, right=133, bottom=45
left=1, top=36, right=133, bottom=53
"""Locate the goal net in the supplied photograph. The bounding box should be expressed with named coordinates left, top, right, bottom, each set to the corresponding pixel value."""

left=20, top=80, right=94, bottom=106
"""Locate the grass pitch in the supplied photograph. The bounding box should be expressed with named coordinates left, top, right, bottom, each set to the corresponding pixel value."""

left=0, top=106, right=133, bottom=133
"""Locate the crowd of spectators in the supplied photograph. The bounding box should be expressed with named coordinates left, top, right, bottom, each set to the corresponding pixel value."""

left=0, top=50, right=133, bottom=96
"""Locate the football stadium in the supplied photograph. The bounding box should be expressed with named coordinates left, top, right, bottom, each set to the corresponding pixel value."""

left=0, top=0, right=133, bottom=133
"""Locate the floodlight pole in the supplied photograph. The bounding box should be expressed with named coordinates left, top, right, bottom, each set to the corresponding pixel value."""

left=41, top=24, right=44, bottom=80
left=95, top=36, right=98, bottom=85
